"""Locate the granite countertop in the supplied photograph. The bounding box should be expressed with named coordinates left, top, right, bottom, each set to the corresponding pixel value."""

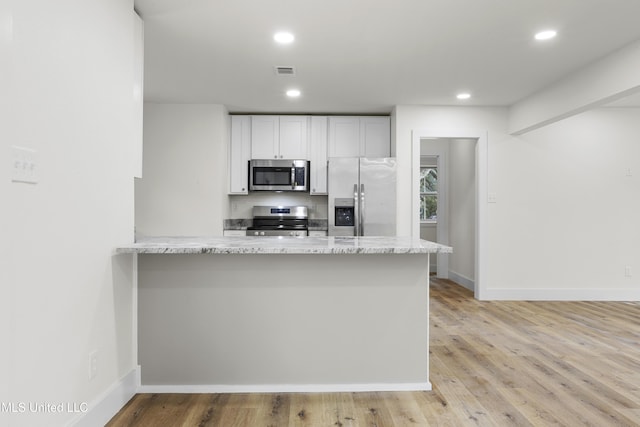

left=116, top=236, right=452, bottom=255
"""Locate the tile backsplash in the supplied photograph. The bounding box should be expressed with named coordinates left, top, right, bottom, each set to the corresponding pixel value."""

left=229, top=193, right=328, bottom=219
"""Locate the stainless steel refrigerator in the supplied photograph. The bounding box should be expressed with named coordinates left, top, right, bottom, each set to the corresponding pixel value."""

left=328, top=157, right=397, bottom=236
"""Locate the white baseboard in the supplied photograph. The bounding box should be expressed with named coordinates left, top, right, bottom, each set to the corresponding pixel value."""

left=138, top=382, right=432, bottom=394
left=448, top=270, right=474, bottom=292
left=67, top=366, right=140, bottom=427
left=482, top=288, right=640, bottom=301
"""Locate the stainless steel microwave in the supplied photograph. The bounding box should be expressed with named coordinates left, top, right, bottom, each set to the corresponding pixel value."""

left=249, top=159, right=309, bottom=192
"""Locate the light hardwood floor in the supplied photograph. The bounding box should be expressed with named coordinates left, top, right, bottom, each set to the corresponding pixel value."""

left=106, top=278, right=640, bottom=426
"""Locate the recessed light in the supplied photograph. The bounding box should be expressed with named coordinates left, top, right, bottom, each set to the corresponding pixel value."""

left=286, top=89, right=301, bottom=98
left=274, top=32, right=295, bottom=44
left=456, top=93, right=471, bottom=100
left=534, top=30, right=557, bottom=41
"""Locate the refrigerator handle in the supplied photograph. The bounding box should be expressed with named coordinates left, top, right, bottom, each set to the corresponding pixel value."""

left=360, top=183, right=365, bottom=236
left=353, top=183, right=359, bottom=237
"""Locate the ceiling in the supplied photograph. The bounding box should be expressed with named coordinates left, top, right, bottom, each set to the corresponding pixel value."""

left=134, top=0, right=640, bottom=114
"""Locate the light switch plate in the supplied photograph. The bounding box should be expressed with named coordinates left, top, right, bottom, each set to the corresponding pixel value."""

left=11, top=146, right=38, bottom=184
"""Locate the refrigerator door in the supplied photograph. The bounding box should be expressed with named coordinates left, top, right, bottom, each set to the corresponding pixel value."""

left=359, top=158, right=396, bottom=236
left=328, top=158, right=359, bottom=236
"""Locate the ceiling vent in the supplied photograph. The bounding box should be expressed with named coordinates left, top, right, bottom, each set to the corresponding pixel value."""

left=274, top=66, right=296, bottom=76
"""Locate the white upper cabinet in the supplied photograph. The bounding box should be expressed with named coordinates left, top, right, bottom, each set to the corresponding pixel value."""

left=328, top=116, right=390, bottom=158
left=309, top=116, right=328, bottom=194
left=360, top=116, right=390, bottom=157
left=251, top=115, right=309, bottom=159
left=230, top=115, right=387, bottom=195
left=328, top=117, right=361, bottom=157
left=250, top=116, right=279, bottom=159
left=279, top=116, right=309, bottom=159
left=229, top=115, right=251, bottom=194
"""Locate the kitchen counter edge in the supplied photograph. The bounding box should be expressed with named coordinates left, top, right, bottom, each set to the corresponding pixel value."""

left=116, top=236, right=452, bottom=255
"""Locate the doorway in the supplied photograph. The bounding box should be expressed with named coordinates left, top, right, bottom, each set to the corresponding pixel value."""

left=412, top=130, right=488, bottom=299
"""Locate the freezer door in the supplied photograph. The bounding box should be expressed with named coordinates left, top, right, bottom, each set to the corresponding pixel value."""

left=359, top=158, right=397, bottom=236
left=328, top=157, right=359, bottom=236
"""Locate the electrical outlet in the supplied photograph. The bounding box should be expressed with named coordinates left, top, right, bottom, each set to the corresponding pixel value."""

left=625, top=266, right=632, bottom=277
left=89, top=351, right=98, bottom=380
left=11, top=146, right=38, bottom=184
left=488, top=193, right=497, bottom=203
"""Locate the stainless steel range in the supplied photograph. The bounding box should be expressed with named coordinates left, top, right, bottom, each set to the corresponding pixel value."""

left=246, top=206, right=309, bottom=237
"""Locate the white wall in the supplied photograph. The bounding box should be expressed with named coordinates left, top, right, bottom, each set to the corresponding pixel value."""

left=395, top=105, right=640, bottom=300
left=489, top=107, right=640, bottom=299
left=394, top=105, right=509, bottom=237
left=2, top=1, right=137, bottom=426
left=136, top=104, right=228, bottom=237
left=448, top=139, right=476, bottom=284
left=0, top=2, right=13, bottom=423
left=138, top=107, right=329, bottom=230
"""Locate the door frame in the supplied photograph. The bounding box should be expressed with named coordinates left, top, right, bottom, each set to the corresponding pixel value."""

left=411, top=129, right=488, bottom=299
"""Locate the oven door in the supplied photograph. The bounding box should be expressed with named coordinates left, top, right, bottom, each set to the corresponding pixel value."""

left=249, top=159, right=308, bottom=191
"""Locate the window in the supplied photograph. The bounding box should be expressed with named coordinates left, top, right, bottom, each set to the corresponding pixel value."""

left=420, top=166, right=437, bottom=222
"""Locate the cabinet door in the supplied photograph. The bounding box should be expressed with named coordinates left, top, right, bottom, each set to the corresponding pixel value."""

left=251, top=115, right=279, bottom=159
left=309, top=116, right=328, bottom=194
left=279, top=116, right=309, bottom=159
left=360, top=116, right=390, bottom=157
left=229, top=116, right=251, bottom=194
left=328, top=117, right=360, bottom=158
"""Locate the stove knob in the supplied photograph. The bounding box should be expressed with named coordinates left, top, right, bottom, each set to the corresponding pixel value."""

left=253, top=231, right=259, bottom=236
left=260, top=231, right=265, bottom=236
left=289, top=231, right=294, bottom=236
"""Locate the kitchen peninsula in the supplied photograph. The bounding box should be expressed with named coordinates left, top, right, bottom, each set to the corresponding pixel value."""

left=117, top=236, right=451, bottom=393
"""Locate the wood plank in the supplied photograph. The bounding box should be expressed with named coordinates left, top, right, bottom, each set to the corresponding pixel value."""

left=379, top=391, right=430, bottom=425
left=351, top=392, right=397, bottom=426
left=180, top=394, right=230, bottom=426
left=288, top=393, right=324, bottom=426
left=106, top=278, right=640, bottom=426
